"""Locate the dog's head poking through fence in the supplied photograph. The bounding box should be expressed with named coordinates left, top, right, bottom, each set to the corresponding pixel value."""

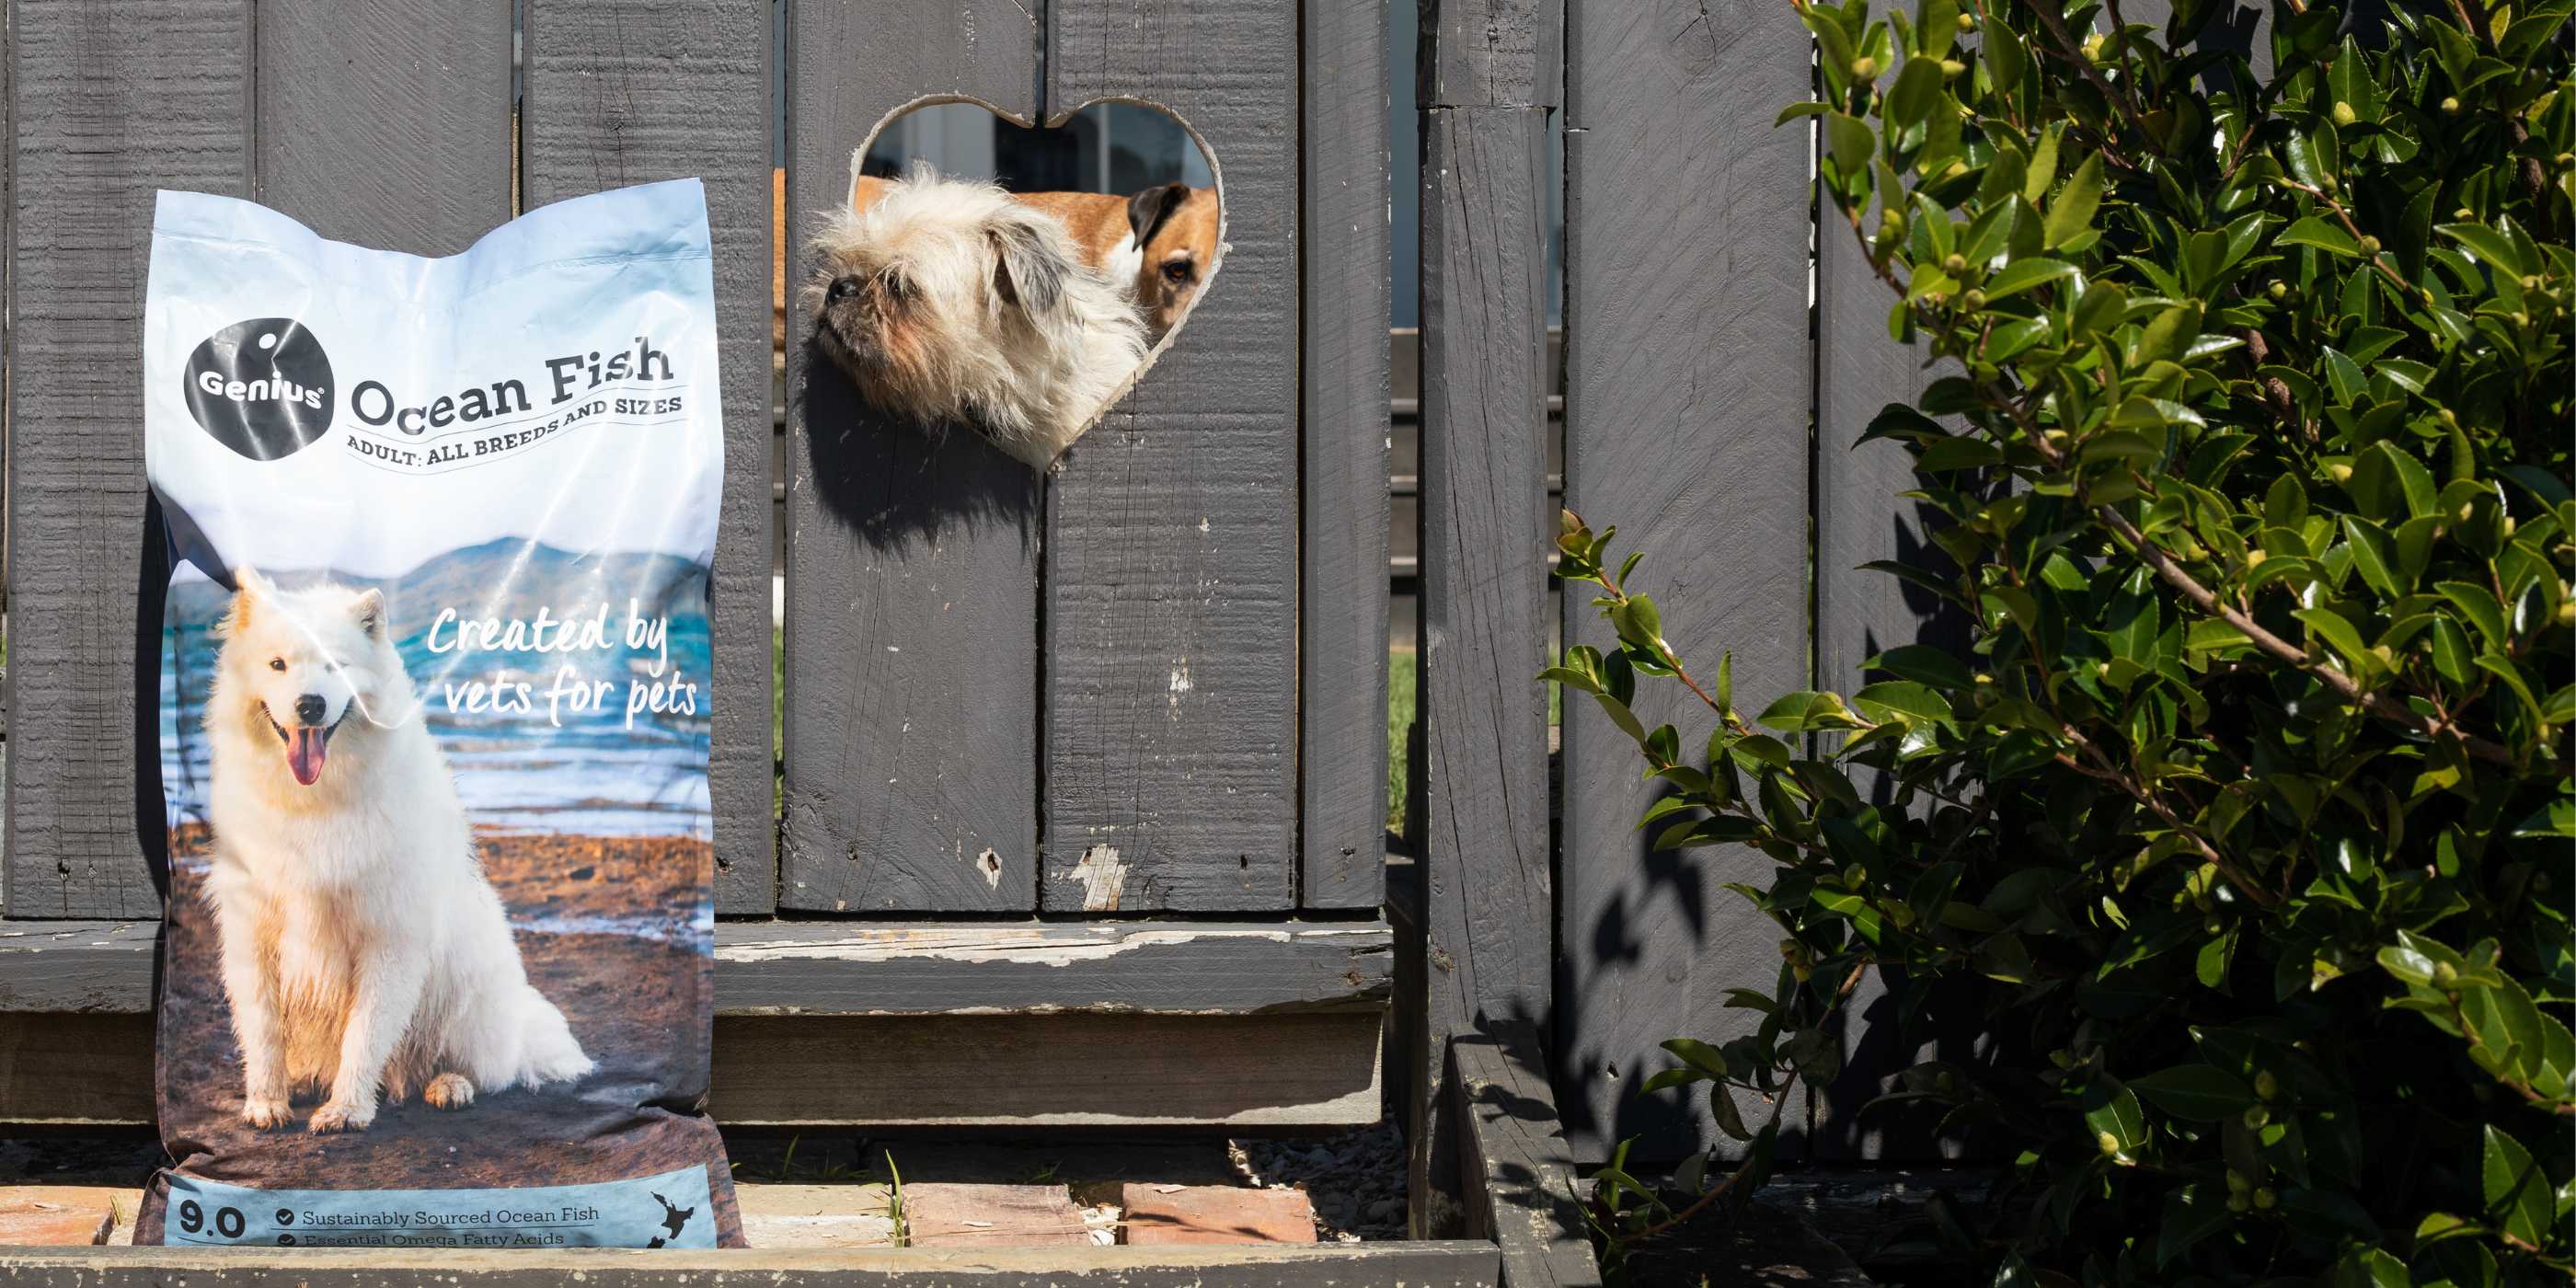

left=804, top=162, right=1148, bottom=472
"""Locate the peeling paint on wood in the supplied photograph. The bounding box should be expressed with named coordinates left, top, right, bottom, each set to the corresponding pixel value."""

left=1063, top=845, right=1130, bottom=912
left=1041, top=0, right=1299, bottom=914
left=0, top=919, right=1393, bottom=1018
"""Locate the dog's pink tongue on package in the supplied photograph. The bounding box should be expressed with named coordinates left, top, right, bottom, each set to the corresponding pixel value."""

left=139, top=183, right=739, bottom=1248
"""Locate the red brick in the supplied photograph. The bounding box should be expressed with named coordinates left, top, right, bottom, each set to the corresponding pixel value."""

left=0, top=1187, right=118, bottom=1247
left=1121, top=1184, right=1317, bottom=1246
left=899, top=1182, right=1091, bottom=1248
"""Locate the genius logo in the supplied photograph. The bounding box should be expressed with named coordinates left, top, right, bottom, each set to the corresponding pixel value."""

left=183, top=318, right=334, bottom=460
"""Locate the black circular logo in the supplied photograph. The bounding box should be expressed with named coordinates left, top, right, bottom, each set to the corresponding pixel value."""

left=182, top=317, right=334, bottom=460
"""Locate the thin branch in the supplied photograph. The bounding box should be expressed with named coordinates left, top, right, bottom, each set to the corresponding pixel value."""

left=2024, top=0, right=2155, bottom=141
left=2051, top=736, right=2279, bottom=907
left=2444, top=990, right=2576, bottom=1115
left=1632, top=963, right=1869, bottom=1245
left=2093, top=504, right=2518, bottom=767
left=2278, top=179, right=2418, bottom=297
left=1578, top=523, right=1741, bottom=728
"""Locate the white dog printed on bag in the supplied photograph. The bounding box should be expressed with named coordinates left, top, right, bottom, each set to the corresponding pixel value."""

left=201, top=569, right=593, bottom=1133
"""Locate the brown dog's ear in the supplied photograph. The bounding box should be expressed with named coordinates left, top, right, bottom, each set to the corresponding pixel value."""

left=855, top=150, right=886, bottom=213
left=987, top=211, right=1070, bottom=320
left=220, top=567, right=271, bottom=638
left=1126, top=182, right=1188, bottom=247
left=351, top=587, right=387, bottom=639
left=846, top=149, right=893, bottom=215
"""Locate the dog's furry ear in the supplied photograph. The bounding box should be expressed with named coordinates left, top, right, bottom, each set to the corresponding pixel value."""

left=845, top=150, right=891, bottom=215
left=986, top=210, right=1070, bottom=321
left=220, top=567, right=270, bottom=638
left=1127, top=182, right=1189, bottom=247
left=351, top=587, right=386, bottom=639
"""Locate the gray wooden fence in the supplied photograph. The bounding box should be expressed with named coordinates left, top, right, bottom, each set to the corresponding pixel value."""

left=0, top=0, right=1395, bottom=1143
left=0, top=0, right=2089, bottom=1239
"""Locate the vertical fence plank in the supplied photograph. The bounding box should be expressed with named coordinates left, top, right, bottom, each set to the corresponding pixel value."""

left=1299, top=0, right=1394, bottom=911
left=781, top=0, right=1042, bottom=913
left=1041, top=2, right=1299, bottom=914
left=1423, top=0, right=1563, bottom=112
left=523, top=0, right=775, bottom=914
left=1811, top=210, right=1964, bottom=1164
left=1410, top=0, right=1558, bottom=1220
left=6, top=0, right=252, bottom=918
left=1558, top=0, right=1812, bottom=1163
left=254, top=0, right=511, bottom=256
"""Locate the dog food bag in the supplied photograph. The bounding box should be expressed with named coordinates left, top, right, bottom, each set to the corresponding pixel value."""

left=137, top=181, right=740, bottom=1248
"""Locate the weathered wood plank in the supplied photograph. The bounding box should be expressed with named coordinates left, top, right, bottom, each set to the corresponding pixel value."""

left=254, top=0, right=511, bottom=256
left=0, top=919, right=1392, bottom=1016
left=0, top=1010, right=149, bottom=1124
left=781, top=0, right=1043, bottom=913
left=1410, top=104, right=1553, bottom=1238
left=6, top=0, right=252, bottom=919
left=1298, top=0, right=1394, bottom=911
left=0, top=1009, right=1386, bottom=1130
left=716, top=923, right=1391, bottom=1016
left=1558, top=0, right=1813, bottom=1164
left=1815, top=227, right=1950, bottom=776
left=1451, top=1023, right=1604, bottom=1288
left=0, top=1241, right=1501, bottom=1286
left=523, top=0, right=776, bottom=913
left=1041, top=1, right=1300, bottom=913
left=1422, top=0, right=1563, bottom=109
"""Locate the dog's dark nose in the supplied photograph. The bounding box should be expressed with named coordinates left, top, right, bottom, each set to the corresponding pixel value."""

left=826, top=275, right=863, bottom=304
left=294, top=694, right=327, bottom=726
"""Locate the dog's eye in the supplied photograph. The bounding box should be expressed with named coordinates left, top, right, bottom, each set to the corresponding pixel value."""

left=825, top=275, right=863, bottom=304
left=1161, top=259, right=1194, bottom=285
left=268, top=658, right=287, bottom=672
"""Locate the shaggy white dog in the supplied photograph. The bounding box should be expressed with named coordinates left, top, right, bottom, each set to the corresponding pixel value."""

left=804, top=162, right=1148, bottom=470
left=201, top=569, right=592, bottom=1133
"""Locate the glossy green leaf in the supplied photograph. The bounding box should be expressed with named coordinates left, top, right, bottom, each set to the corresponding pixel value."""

left=2280, top=215, right=2361, bottom=256
left=1757, top=691, right=1862, bottom=732
left=1984, top=257, right=2078, bottom=300
left=2042, top=154, right=2103, bottom=249
left=2128, top=1064, right=2258, bottom=1121
left=2481, top=1125, right=2550, bottom=1248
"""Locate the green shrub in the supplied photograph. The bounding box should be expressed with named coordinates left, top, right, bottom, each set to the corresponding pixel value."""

left=1556, top=1, right=2573, bottom=1281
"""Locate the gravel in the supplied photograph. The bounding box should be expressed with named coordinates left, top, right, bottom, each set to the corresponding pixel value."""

left=1226, top=1121, right=1407, bottom=1243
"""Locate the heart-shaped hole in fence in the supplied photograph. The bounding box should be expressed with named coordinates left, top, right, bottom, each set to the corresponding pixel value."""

left=791, top=97, right=1221, bottom=474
